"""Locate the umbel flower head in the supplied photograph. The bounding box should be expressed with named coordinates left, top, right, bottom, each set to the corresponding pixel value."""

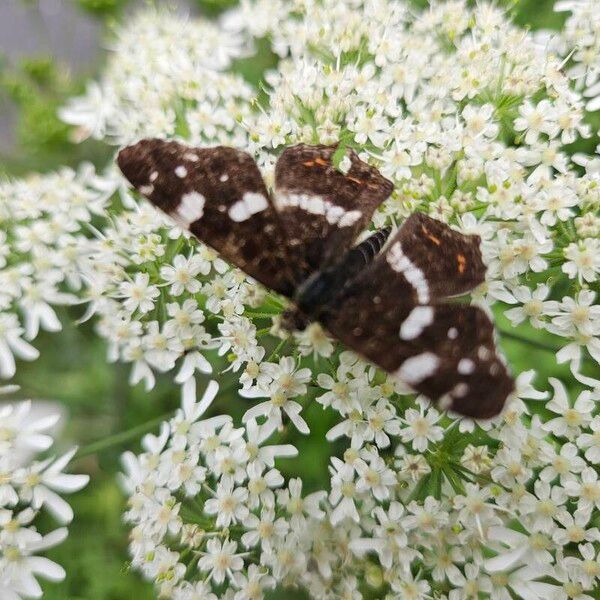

left=0, top=166, right=108, bottom=382
left=27, top=0, right=600, bottom=597
left=0, top=390, right=89, bottom=599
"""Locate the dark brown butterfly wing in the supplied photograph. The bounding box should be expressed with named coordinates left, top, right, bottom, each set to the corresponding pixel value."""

left=274, top=144, right=393, bottom=278
left=117, top=138, right=296, bottom=296
left=321, top=216, right=513, bottom=418
left=393, top=212, right=486, bottom=300
left=118, top=140, right=513, bottom=418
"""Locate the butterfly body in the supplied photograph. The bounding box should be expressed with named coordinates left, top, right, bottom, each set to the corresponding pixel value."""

left=293, top=227, right=392, bottom=321
left=117, top=139, right=514, bottom=418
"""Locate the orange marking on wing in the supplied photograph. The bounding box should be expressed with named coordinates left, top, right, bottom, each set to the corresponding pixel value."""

left=303, top=160, right=315, bottom=167
left=347, top=176, right=364, bottom=185
left=314, top=157, right=329, bottom=166
left=421, top=224, right=441, bottom=246
left=457, top=253, right=467, bottom=274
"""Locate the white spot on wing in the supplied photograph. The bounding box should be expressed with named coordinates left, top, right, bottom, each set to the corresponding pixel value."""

left=325, top=204, right=345, bottom=224
left=478, top=345, right=491, bottom=360
left=438, top=394, right=453, bottom=410
left=338, top=209, right=362, bottom=227
left=149, top=171, right=159, bottom=182
left=386, top=242, right=430, bottom=303
left=396, top=352, right=439, bottom=385
left=489, top=362, right=501, bottom=375
left=139, top=184, right=154, bottom=196
left=175, top=165, right=188, bottom=178
left=306, top=196, right=324, bottom=214
left=220, top=173, right=229, bottom=182
left=457, top=358, right=475, bottom=375
left=452, top=383, right=469, bottom=398
left=399, top=306, right=434, bottom=340
left=447, top=327, right=458, bottom=339
left=228, top=192, right=269, bottom=222
left=184, top=152, right=199, bottom=162
left=172, top=191, right=205, bottom=227
left=274, top=190, right=362, bottom=228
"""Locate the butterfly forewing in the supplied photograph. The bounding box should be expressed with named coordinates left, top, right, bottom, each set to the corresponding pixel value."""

left=391, top=212, right=486, bottom=300
left=274, top=144, right=393, bottom=277
left=117, top=139, right=296, bottom=296
left=321, top=217, right=514, bottom=418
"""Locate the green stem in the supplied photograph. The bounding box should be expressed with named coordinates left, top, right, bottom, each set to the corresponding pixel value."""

left=75, top=411, right=173, bottom=459
left=267, top=337, right=288, bottom=361
left=497, top=326, right=564, bottom=355
left=499, top=326, right=597, bottom=366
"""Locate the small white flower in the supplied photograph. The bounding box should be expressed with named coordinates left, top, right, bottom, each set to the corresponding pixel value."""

left=504, top=284, right=554, bottom=329
left=0, top=314, right=39, bottom=379
left=354, top=452, right=396, bottom=501
left=169, top=378, right=223, bottom=449
left=562, top=238, right=600, bottom=283
left=0, top=528, right=69, bottom=599
left=485, top=526, right=554, bottom=573
left=552, top=509, right=600, bottom=547
left=577, top=416, right=600, bottom=463
left=241, top=508, right=288, bottom=552
left=276, top=478, right=325, bottom=529
left=204, top=479, right=249, bottom=527
left=539, top=442, right=585, bottom=486
left=403, top=497, right=448, bottom=534
left=543, top=377, right=594, bottom=439
left=328, top=458, right=359, bottom=526
left=15, top=448, right=90, bottom=524
left=233, top=564, right=276, bottom=600
left=119, top=273, right=160, bottom=314
left=0, top=401, right=59, bottom=455
left=566, top=467, right=600, bottom=515
left=197, top=538, right=244, bottom=585
left=160, top=254, right=206, bottom=296
left=400, top=406, right=444, bottom=452
left=514, top=99, right=559, bottom=143
left=241, top=360, right=311, bottom=436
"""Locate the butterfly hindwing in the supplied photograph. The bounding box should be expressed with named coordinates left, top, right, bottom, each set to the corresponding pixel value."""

left=274, top=144, right=393, bottom=277
left=397, top=304, right=513, bottom=419
left=117, top=139, right=296, bottom=296
left=323, top=283, right=513, bottom=418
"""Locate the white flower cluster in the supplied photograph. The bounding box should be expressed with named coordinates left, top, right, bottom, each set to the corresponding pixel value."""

left=0, top=394, right=89, bottom=599
left=0, top=166, right=107, bottom=382
left=43, top=0, right=600, bottom=597
left=232, top=0, right=600, bottom=375
left=76, top=193, right=265, bottom=390
left=123, top=373, right=600, bottom=599
left=555, top=0, right=600, bottom=113
left=59, top=9, right=253, bottom=145
left=121, top=379, right=301, bottom=599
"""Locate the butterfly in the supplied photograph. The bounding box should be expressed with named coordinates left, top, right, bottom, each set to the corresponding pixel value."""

left=117, top=139, right=514, bottom=418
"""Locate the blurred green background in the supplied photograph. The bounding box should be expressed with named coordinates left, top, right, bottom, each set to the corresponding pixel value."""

left=0, top=1, right=594, bottom=598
